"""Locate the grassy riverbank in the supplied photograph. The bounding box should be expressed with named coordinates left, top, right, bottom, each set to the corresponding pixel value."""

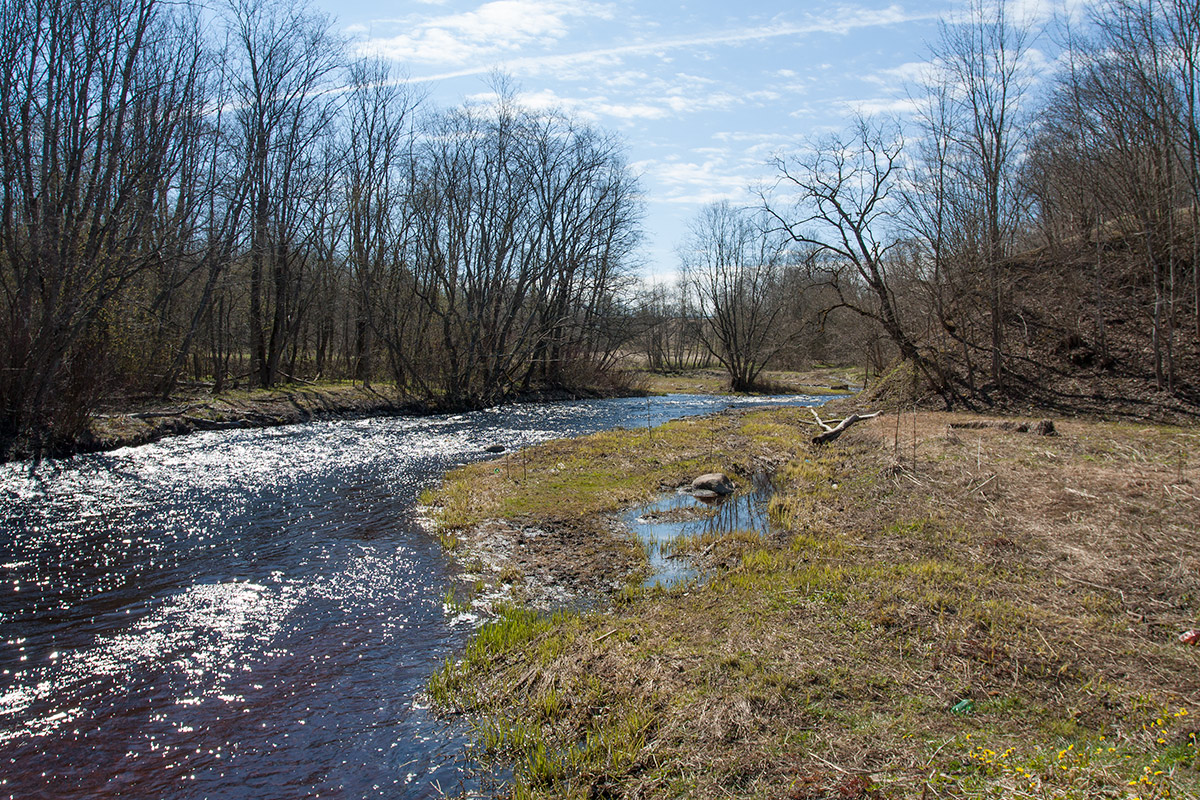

left=422, top=406, right=1200, bottom=798
left=634, top=366, right=862, bottom=396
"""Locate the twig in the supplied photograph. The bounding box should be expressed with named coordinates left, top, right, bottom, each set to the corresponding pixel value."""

left=960, top=474, right=997, bottom=496
left=924, top=737, right=954, bottom=768
left=593, top=629, right=619, bottom=644
left=1164, top=484, right=1200, bottom=501
left=1062, top=574, right=1126, bottom=606
left=809, top=751, right=850, bottom=774
left=279, top=371, right=319, bottom=386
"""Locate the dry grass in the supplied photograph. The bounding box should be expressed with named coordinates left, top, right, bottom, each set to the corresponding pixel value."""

left=427, top=408, right=1200, bottom=799
left=420, top=408, right=819, bottom=608
left=634, top=367, right=862, bottom=397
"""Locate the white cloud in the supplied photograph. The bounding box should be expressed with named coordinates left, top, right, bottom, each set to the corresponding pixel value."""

left=462, top=73, right=756, bottom=125
left=377, top=3, right=943, bottom=80
left=643, top=153, right=758, bottom=206
left=837, top=95, right=924, bottom=116
left=745, top=89, right=782, bottom=103
left=597, top=102, right=672, bottom=120
left=359, top=0, right=615, bottom=65
left=710, top=131, right=809, bottom=163
left=864, top=59, right=938, bottom=89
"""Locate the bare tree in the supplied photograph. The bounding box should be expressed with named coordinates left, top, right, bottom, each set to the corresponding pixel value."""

left=1025, top=1, right=1198, bottom=394
left=0, top=0, right=208, bottom=455
left=679, top=202, right=798, bottom=391
left=762, top=118, right=953, bottom=404
left=928, top=0, right=1034, bottom=391
left=224, top=0, right=342, bottom=388
left=0, top=2, right=647, bottom=453
left=343, top=57, right=418, bottom=388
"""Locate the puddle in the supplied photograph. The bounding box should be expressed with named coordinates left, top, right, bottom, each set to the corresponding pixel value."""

left=622, top=473, right=775, bottom=588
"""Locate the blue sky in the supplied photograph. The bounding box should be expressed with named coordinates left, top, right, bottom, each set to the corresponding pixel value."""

left=321, top=0, right=1047, bottom=280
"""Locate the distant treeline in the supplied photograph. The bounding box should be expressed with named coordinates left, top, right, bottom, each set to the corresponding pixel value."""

left=0, top=0, right=641, bottom=456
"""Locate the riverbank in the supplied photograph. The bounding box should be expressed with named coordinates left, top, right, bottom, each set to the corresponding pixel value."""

left=18, top=367, right=856, bottom=463
left=71, top=383, right=416, bottom=458
left=634, top=366, right=862, bottom=397
left=422, top=406, right=1200, bottom=798
left=15, top=381, right=645, bottom=463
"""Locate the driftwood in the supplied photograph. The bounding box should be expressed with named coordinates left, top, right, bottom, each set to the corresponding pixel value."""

left=808, top=408, right=881, bottom=445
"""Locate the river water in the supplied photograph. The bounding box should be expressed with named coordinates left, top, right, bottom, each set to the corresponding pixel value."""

left=0, top=394, right=821, bottom=799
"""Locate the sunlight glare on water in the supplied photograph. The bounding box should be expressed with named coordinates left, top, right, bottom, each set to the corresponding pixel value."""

left=0, top=394, right=824, bottom=798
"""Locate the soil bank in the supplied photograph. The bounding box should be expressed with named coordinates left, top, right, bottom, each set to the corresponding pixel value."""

left=16, top=383, right=642, bottom=464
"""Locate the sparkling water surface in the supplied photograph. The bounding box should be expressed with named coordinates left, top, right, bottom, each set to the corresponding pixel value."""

left=0, top=394, right=823, bottom=799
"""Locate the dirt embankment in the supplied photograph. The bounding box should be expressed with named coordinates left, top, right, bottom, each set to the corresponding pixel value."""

left=422, top=406, right=1200, bottom=800
left=17, top=382, right=648, bottom=463
left=72, top=384, right=414, bottom=457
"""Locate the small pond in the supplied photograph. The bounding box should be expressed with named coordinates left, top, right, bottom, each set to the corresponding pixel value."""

left=624, top=472, right=776, bottom=589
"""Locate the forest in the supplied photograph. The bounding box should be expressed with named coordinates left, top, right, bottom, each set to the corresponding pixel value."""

left=2, top=0, right=1199, bottom=459
left=0, top=0, right=642, bottom=458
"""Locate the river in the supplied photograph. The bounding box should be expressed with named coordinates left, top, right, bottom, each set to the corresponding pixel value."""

left=0, top=394, right=823, bottom=799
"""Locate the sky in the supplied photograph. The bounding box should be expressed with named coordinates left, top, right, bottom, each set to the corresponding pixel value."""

left=318, top=0, right=1044, bottom=281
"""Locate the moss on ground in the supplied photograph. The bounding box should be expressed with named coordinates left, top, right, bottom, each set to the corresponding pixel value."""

left=424, top=409, right=1200, bottom=799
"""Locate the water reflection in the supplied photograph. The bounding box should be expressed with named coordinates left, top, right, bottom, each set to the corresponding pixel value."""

left=625, top=473, right=774, bottom=589
left=0, top=394, right=822, bottom=799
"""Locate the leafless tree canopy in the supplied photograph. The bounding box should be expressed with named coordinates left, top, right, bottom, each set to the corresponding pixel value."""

left=747, top=0, right=1200, bottom=411
left=0, top=0, right=643, bottom=456
left=4, top=0, right=1199, bottom=454
left=678, top=202, right=802, bottom=392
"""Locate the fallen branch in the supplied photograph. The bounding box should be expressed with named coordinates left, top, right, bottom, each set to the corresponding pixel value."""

left=593, top=629, right=619, bottom=644
left=810, top=410, right=881, bottom=445
left=948, top=418, right=1057, bottom=436
left=129, top=404, right=203, bottom=419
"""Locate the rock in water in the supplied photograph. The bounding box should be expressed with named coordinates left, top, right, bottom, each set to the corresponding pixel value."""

left=691, top=472, right=735, bottom=496
left=484, top=444, right=506, bottom=453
